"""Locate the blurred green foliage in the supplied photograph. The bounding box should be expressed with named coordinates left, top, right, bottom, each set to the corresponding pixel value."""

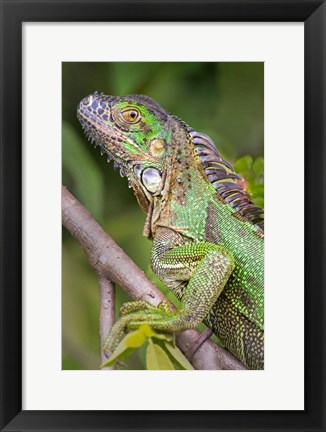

left=62, top=62, right=264, bottom=370
left=235, top=155, right=264, bottom=208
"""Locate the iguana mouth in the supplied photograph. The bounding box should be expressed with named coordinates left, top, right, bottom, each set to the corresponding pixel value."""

left=77, top=92, right=156, bottom=181
left=77, top=93, right=131, bottom=177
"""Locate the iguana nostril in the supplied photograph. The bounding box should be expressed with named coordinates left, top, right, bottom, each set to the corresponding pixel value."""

left=82, top=96, right=91, bottom=106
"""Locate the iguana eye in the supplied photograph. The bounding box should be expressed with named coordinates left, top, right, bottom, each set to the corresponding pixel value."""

left=121, top=108, right=141, bottom=123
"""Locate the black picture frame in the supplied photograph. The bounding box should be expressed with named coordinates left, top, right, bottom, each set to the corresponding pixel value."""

left=0, top=1, right=325, bottom=431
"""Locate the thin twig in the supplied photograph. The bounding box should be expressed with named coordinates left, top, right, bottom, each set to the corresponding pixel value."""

left=62, top=185, right=246, bottom=370
left=99, top=278, right=115, bottom=369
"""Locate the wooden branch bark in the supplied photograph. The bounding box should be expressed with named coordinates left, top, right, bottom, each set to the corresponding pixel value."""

left=99, top=278, right=115, bottom=369
left=62, top=185, right=246, bottom=370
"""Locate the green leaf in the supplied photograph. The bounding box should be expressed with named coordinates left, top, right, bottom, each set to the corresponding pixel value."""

left=252, top=157, right=264, bottom=178
left=163, top=342, right=194, bottom=370
left=152, top=333, right=174, bottom=342
left=138, top=324, right=158, bottom=338
left=139, top=324, right=173, bottom=342
left=146, top=342, right=175, bottom=370
left=250, top=183, right=264, bottom=198
left=101, top=328, right=148, bottom=367
left=124, top=329, right=147, bottom=348
left=101, top=342, right=134, bottom=368
left=234, top=155, right=253, bottom=177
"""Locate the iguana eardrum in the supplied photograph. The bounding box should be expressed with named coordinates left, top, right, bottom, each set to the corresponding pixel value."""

left=77, top=93, right=264, bottom=370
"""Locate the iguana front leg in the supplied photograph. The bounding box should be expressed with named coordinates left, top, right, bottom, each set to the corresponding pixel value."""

left=103, top=228, right=235, bottom=352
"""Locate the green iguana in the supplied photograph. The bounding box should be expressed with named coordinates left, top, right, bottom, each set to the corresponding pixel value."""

left=77, top=93, right=264, bottom=370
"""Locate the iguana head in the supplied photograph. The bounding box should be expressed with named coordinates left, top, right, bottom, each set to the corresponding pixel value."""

left=78, top=92, right=264, bottom=233
left=77, top=92, right=177, bottom=212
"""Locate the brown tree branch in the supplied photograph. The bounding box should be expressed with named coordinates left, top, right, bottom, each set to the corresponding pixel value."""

left=99, top=278, right=115, bottom=369
left=62, top=185, right=246, bottom=370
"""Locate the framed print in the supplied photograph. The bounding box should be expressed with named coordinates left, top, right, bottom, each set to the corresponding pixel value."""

left=0, top=1, right=325, bottom=431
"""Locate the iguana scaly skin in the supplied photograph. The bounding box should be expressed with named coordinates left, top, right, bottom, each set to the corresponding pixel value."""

left=77, top=93, right=264, bottom=369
